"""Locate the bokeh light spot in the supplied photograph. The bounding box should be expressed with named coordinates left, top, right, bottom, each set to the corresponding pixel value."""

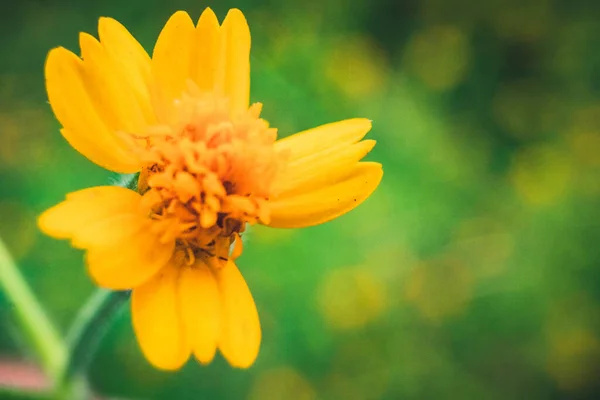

left=546, top=327, right=600, bottom=391
left=566, top=105, right=600, bottom=167
left=404, top=25, right=470, bottom=91
left=452, top=217, right=514, bottom=278
left=569, top=131, right=600, bottom=167
left=324, top=35, right=390, bottom=99
left=249, top=366, right=316, bottom=400
left=316, top=266, right=387, bottom=331
left=545, top=294, right=600, bottom=391
left=0, top=108, right=54, bottom=170
left=509, top=144, right=572, bottom=206
left=324, top=337, right=391, bottom=400
left=404, top=258, right=473, bottom=323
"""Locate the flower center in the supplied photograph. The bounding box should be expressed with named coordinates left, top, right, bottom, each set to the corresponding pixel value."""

left=135, top=84, right=282, bottom=269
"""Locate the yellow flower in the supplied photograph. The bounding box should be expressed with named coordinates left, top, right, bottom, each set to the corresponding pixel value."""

left=38, top=8, right=382, bottom=370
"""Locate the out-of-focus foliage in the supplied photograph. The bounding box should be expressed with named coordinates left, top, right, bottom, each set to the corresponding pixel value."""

left=1, top=0, right=599, bottom=399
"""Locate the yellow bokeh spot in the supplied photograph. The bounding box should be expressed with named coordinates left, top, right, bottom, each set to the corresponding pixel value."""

left=324, top=35, right=389, bottom=98
left=0, top=201, right=36, bottom=261
left=563, top=105, right=600, bottom=197
left=404, top=258, right=473, bottom=323
left=546, top=327, right=600, bottom=391
left=316, top=266, right=387, bottom=331
left=363, top=245, right=417, bottom=308
left=0, top=108, right=54, bottom=169
left=325, top=337, right=391, bottom=400
left=404, top=25, right=470, bottom=91
left=452, top=217, right=514, bottom=278
left=248, top=366, right=316, bottom=400
left=566, top=105, right=600, bottom=167
left=509, top=144, right=572, bottom=206
left=545, top=294, right=600, bottom=391
left=569, top=131, right=600, bottom=167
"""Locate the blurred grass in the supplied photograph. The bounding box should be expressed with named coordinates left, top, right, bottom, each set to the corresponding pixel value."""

left=1, top=0, right=600, bottom=399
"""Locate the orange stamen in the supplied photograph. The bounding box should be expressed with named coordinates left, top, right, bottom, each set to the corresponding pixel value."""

left=136, top=82, right=284, bottom=269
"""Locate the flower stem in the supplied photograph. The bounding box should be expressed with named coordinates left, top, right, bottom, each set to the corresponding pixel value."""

left=52, top=172, right=137, bottom=395
left=0, top=237, right=66, bottom=381
left=55, top=289, right=130, bottom=393
left=0, top=387, right=52, bottom=400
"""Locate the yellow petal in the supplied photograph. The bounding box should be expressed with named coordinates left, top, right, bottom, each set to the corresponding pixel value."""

left=85, top=229, right=174, bottom=290
left=179, top=262, right=221, bottom=364
left=45, top=47, right=141, bottom=173
left=273, top=139, right=376, bottom=196
left=268, top=162, right=383, bottom=228
left=151, top=11, right=196, bottom=123
left=79, top=32, right=147, bottom=134
left=192, top=8, right=221, bottom=93
left=132, top=264, right=190, bottom=370
left=215, top=261, right=261, bottom=368
left=217, top=9, right=250, bottom=116
left=59, top=128, right=129, bottom=173
left=274, top=118, right=372, bottom=163
left=38, top=186, right=175, bottom=290
left=97, top=17, right=155, bottom=126
left=38, top=186, right=141, bottom=240
left=71, top=213, right=146, bottom=249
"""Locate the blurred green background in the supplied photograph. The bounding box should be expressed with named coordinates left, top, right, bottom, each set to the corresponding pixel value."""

left=1, top=0, right=600, bottom=399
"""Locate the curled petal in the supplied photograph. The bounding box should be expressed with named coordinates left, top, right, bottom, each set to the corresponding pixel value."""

left=274, top=139, right=376, bottom=197
left=45, top=48, right=143, bottom=172
left=97, top=16, right=153, bottom=120
left=274, top=118, right=372, bottom=162
left=268, top=162, right=383, bottom=228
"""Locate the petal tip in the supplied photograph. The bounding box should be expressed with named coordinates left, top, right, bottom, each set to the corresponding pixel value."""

left=97, top=16, right=112, bottom=25
left=364, top=161, right=384, bottom=176
left=97, top=16, right=123, bottom=34
left=362, top=139, right=377, bottom=153
left=146, top=356, right=189, bottom=372
left=171, top=10, right=193, bottom=21
left=199, top=7, right=218, bottom=20
left=37, top=203, right=69, bottom=238
left=196, top=7, right=220, bottom=31
left=226, top=8, right=245, bottom=18
left=78, top=31, right=99, bottom=56
left=356, top=118, right=373, bottom=131
left=45, top=46, right=74, bottom=68
left=223, top=8, right=249, bottom=29
left=37, top=209, right=55, bottom=236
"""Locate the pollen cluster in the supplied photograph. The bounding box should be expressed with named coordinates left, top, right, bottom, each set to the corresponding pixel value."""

left=136, top=84, right=282, bottom=269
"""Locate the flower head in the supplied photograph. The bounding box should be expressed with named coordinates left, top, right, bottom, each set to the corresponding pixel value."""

left=39, top=8, right=382, bottom=370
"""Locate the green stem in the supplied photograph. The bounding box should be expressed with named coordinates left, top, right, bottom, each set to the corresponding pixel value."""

left=0, top=238, right=66, bottom=381
left=52, top=173, right=137, bottom=396
left=55, top=289, right=130, bottom=393
left=0, top=387, right=51, bottom=400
